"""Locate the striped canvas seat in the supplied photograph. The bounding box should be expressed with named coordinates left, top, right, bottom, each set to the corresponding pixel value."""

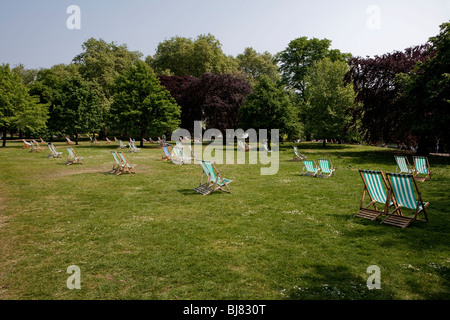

left=301, top=160, right=319, bottom=176
left=194, top=160, right=232, bottom=195
left=318, top=159, right=335, bottom=178
left=394, top=155, right=414, bottom=174
left=355, top=170, right=394, bottom=221
left=413, top=156, right=431, bottom=182
left=383, top=173, right=429, bottom=228
left=292, top=146, right=306, bottom=161
left=65, top=147, right=83, bottom=165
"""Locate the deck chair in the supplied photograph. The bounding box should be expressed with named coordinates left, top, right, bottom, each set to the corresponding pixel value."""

left=382, top=173, right=429, bottom=228
left=105, top=137, right=112, bottom=144
left=117, top=140, right=127, bottom=149
left=93, top=138, right=100, bottom=145
left=66, top=137, right=74, bottom=145
left=31, top=140, right=44, bottom=152
left=117, top=151, right=136, bottom=175
left=413, top=156, right=431, bottom=182
left=47, top=143, right=62, bottom=158
left=65, top=147, right=83, bottom=165
left=109, top=151, right=121, bottom=174
left=22, top=139, right=32, bottom=149
left=40, top=138, right=46, bottom=144
left=262, top=143, right=271, bottom=155
left=300, top=159, right=319, bottom=177
left=194, top=160, right=232, bottom=195
left=130, top=141, right=140, bottom=153
left=394, top=155, right=414, bottom=174
left=161, top=145, right=172, bottom=161
left=292, top=146, right=307, bottom=161
left=237, top=140, right=251, bottom=151
left=317, top=159, right=335, bottom=178
left=355, top=170, right=397, bottom=221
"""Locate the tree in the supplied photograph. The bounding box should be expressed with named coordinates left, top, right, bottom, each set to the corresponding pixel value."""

left=178, top=73, right=253, bottom=134
left=149, top=34, right=238, bottom=77
left=303, top=58, right=358, bottom=147
left=238, top=76, right=302, bottom=148
left=276, top=37, right=351, bottom=100
left=48, top=76, right=101, bottom=144
left=345, top=45, right=432, bottom=146
left=109, top=61, right=181, bottom=146
left=0, top=64, right=48, bottom=147
left=399, top=22, right=450, bottom=154
left=73, top=38, right=143, bottom=136
left=236, top=47, right=280, bottom=85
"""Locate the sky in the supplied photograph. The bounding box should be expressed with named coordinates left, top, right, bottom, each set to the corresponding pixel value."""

left=0, top=0, right=449, bottom=69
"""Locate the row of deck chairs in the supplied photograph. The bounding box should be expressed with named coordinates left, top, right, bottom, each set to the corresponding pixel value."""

left=45, top=142, right=83, bottom=165
left=355, top=170, right=429, bottom=229
left=395, top=155, right=431, bottom=182
left=300, top=159, right=335, bottom=178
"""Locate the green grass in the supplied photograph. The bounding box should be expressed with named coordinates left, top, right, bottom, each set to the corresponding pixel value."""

left=0, top=141, right=449, bottom=300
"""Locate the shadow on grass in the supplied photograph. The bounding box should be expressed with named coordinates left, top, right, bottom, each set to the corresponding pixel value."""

left=284, top=264, right=394, bottom=299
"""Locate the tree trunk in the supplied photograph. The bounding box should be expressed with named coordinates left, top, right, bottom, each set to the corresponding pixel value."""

left=322, top=138, right=327, bottom=147
left=2, top=128, right=7, bottom=147
left=75, top=131, right=79, bottom=145
left=416, top=135, right=430, bottom=156
left=140, top=130, right=144, bottom=148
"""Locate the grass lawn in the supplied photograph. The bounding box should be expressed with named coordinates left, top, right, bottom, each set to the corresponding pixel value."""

left=0, top=140, right=448, bottom=300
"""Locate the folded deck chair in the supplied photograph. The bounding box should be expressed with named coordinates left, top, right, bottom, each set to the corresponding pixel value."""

left=117, top=151, right=136, bottom=175
left=382, top=173, right=429, bottom=228
left=161, top=145, right=172, bottom=161
left=65, top=147, right=83, bottom=165
left=194, top=160, right=232, bottom=195
left=413, top=156, right=431, bottom=182
left=292, top=146, right=307, bottom=161
left=394, top=155, right=414, bottom=174
left=355, top=170, right=397, bottom=221
left=47, top=143, right=62, bottom=158
left=300, top=159, right=319, bottom=176
left=317, top=159, right=335, bottom=178
left=109, top=151, right=122, bottom=174
left=117, top=140, right=127, bottom=149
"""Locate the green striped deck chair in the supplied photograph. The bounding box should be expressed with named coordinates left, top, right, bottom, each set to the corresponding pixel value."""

left=355, top=170, right=397, bottom=221
left=318, top=159, right=335, bottom=178
left=394, top=155, right=414, bottom=174
left=194, top=160, right=232, bottom=195
left=413, top=156, right=431, bottom=182
left=117, top=151, right=136, bottom=175
left=110, top=151, right=122, bottom=174
left=383, top=173, right=429, bottom=228
left=292, top=146, right=306, bottom=161
left=117, top=140, right=127, bottom=149
left=47, top=143, right=62, bottom=158
left=301, top=159, right=319, bottom=176
left=65, top=147, right=83, bottom=165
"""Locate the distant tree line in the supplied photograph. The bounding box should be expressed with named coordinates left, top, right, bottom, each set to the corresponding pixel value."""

left=1, top=22, right=448, bottom=154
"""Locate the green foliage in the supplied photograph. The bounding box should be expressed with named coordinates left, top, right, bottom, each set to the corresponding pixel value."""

left=0, top=64, right=48, bottom=145
left=236, top=47, right=280, bottom=85
left=239, top=76, right=302, bottom=139
left=303, top=58, right=358, bottom=145
left=109, top=60, right=181, bottom=141
left=48, top=76, right=101, bottom=140
left=149, top=34, right=238, bottom=77
left=399, top=22, right=450, bottom=154
left=276, top=37, right=351, bottom=99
